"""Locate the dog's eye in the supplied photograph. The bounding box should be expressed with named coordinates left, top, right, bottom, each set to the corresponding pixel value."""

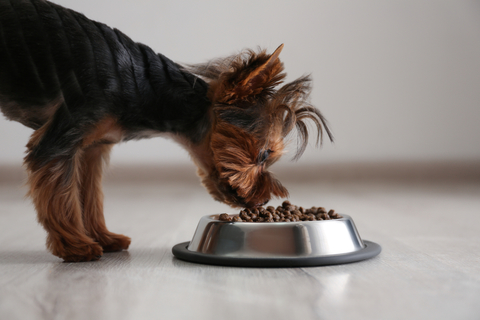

left=258, top=149, right=272, bottom=164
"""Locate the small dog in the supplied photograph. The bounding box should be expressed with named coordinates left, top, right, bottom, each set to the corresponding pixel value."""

left=0, top=0, right=332, bottom=261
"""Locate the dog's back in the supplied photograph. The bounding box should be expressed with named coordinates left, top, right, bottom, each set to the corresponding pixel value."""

left=0, top=0, right=207, bottom=133
left=0, top=0, right=93, bottom=128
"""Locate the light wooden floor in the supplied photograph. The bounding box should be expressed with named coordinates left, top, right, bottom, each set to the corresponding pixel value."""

left=1, top=165, right=480, bottom=320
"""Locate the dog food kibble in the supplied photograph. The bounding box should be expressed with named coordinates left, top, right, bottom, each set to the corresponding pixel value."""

left=218, top=201, right=342, bottom=222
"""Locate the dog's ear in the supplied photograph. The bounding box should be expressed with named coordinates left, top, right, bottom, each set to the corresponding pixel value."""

left=213, top=44, right=286, bottom=105
left=233, top=44, right=284, bottom=100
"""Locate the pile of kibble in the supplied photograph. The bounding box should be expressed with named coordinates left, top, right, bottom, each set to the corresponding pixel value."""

left=218, top=200, right=342, bottom=223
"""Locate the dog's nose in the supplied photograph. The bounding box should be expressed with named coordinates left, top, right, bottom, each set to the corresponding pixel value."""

left=242, top=199, right=269, bottom=209
left=256, top=199, right=269, bottom=207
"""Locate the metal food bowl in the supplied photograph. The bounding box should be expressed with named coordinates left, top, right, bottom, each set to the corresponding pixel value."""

left=172, top=214, right=381, bottom=267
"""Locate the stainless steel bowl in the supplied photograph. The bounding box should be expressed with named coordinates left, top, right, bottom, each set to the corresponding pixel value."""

left=172, top=214, right=381, bottom=267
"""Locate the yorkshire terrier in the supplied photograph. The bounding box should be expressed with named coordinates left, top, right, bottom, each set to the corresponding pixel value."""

left=0, top=0, right=332, bottom=261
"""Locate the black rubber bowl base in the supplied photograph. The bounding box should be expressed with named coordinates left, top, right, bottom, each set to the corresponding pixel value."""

left=172, top=240, right=381, bottom=268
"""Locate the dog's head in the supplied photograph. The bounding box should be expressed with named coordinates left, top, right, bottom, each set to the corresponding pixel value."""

left=186, top=45, right=332, bottom=208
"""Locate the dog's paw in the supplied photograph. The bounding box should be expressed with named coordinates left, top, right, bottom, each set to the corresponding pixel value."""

left=100, top=233, right=131, bottom=252
left=61, top=242, right=104, bottom=262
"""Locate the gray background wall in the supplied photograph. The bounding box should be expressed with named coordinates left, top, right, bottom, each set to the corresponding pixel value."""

left=1, top=0, right=479, bottom=167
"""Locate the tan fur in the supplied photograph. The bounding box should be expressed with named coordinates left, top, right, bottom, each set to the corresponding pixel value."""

left=0, top=96, right=63, bottom=129
left=209, top=48, right=286, bottom=105
left=26, top=147, right=102, bottom=262
left=210, top=121, right=287, bottom=206
left=81, top=143, right=131, bottom=252
left=186, top=45, right=332, bottom=208
left=82, top=117, right=124, bottom=147
left=24, top=116, right=129, bottom=261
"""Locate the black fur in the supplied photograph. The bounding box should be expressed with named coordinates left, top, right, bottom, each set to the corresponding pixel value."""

left=0, top=0, right=210, bottom=164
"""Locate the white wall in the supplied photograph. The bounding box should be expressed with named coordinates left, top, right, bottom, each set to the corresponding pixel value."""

left=1, top=0, right=479, bottom=166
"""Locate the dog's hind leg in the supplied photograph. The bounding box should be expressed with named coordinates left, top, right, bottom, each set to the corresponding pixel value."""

left=25, top=130, right=103, bottom=262
left=25, top=106, right=103, bottom=262
left=80, top=143, right=131, bottom=252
